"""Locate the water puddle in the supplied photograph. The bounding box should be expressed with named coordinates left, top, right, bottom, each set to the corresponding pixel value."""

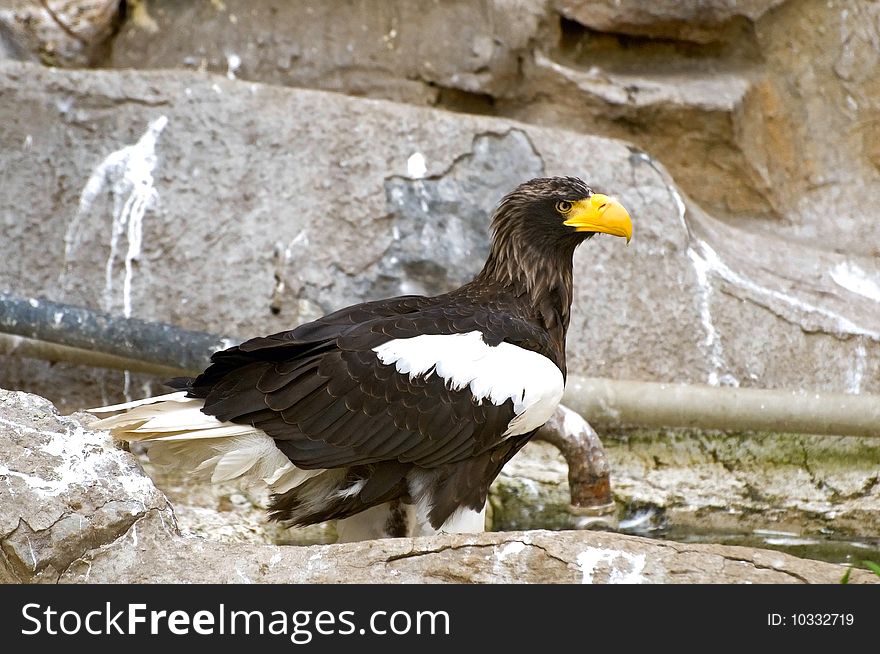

left=620, top=521, right=880, bottom=569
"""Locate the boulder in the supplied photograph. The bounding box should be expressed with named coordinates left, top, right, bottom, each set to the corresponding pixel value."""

left=0, top=387, right=173, bottom=583
left=63, top=520, right=875, bottom=585
left=101, top=0, right=880, bottom=254
left=2, top=388, right=875, bottom=584
left=554, top=0, right=787, bottom=43
left=0, top=61, right=877, bottom=415
left=103, top=0, right=767, bottom=218
left=108, top=0, right=547, bottom=105
left=0, top=0, right=120, bottom=66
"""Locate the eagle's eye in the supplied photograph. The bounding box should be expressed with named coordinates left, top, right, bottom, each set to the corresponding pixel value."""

left=556, top=200, right=573, bottom=214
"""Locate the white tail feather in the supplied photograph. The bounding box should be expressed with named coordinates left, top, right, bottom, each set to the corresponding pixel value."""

left=134, top=406, right=227, bottom=432
left=141, top=425, right=257, bottom=442
left=87, top=391, right=189, bottom=413
left=88, top=395, right=326, bottom=493
left=266, top=463, right=325, bottom=494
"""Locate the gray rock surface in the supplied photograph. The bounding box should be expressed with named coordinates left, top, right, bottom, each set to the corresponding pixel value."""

left=495, top=436, right=880, bottom=540
left=108, top=0, right=547, bottom=105
left=1, top=61, right=877, bottom=414
left=0, top=0, right=119, bottom=66
left=0, top=387, right=173, bottom=583
left=554, top=0, right=787, bottom=42
left=2, top=388, right=875, bottom=584
left=100, top=0, right=880, bottom=255
left=63, top=519, right=872, bottom=585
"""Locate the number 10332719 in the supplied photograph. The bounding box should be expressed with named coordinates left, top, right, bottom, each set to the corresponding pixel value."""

left=768, top=613, right=855, bottom=626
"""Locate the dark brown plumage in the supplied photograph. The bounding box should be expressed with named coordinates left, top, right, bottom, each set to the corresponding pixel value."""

left=97, top=176, right=632, bottom=539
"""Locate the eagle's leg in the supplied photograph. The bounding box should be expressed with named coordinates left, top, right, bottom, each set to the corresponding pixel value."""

left=335, top=500, right=417, bottom=542
left=533, top=405, right=617, bottom=528
left=335, top=500, right=487, bottom=541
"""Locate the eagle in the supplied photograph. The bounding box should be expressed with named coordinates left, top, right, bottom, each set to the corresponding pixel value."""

left=90, top=177, right=632, bottom=541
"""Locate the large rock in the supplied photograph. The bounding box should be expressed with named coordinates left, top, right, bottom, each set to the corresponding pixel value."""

left=104, top=0, right=768, bottom=218
left=745, top=0, right=880, bottom=254
left=0, top=0, right=120, bottom=66
left=2, top=388, right=875, bottom=584
left=102, top=0, right=880, bottom=256
left=108, top=0, right=548, bottom=105
left=0, top=61, right=877, bottom=414
left=554, top=0, right=787, bottom=43
left=64, top=519, right=873, bottom=585
left=0, top=388, right=173, bottom=583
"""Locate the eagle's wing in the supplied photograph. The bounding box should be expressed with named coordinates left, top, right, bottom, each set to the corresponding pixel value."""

left=192, top=299, right=561, bottom=472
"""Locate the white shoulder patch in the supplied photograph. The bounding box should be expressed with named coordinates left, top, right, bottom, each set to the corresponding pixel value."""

left=373, top=330, right=564, bottom=436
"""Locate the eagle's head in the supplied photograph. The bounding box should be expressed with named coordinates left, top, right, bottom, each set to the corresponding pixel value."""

left=491, top=176, right=632, bottom=251
left=477, top=176, right=633, bottom=334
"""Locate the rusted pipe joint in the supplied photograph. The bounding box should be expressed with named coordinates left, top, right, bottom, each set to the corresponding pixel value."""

left=533, top=404, right=616, bottom=526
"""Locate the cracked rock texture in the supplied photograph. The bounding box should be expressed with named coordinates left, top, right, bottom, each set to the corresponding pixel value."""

left=0, top=388, right=174, bottom=583
left=0, top=60, right=877, bottom=413
left=62, top=521, right=874, bottom=585
left=96, top=0, right=880, bottom=252
left=2, top=388, right=876, bottom=584
left=0, top=0, right=119, bottom=66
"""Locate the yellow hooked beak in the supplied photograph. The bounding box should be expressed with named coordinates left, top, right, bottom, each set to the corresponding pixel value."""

left=563, top=194, right=632, bottom=244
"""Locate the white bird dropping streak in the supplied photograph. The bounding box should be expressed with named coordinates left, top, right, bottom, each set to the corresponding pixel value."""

left=407, top=152, right=427, bottom=179
left=665, top=169, right=732, bottom=386
left=688, top=248, right=726, bottom=386
left=830, top=262, right=880, bottom=303
left=660, top=155, right=879, bottom=346
left=847, top=340, right=867, bottom=394
left=655, top=160, right=731, bottom=385
left=67, top=116, right=168, bottom=401
left=226, top=52, right=241, bottom=80
left=693, top=239, right=880, bottom=340
left=68, top=115, right=168, bottom=317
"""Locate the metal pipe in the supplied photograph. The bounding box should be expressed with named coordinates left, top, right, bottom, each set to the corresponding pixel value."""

left=0, top=333, right=189, bottom=378
left=3, top=294, right=878, bottom=439
left=564, top=376, right=880, bottom=438
left=0, top=293, right=234, bottom=372
left=533, top=406, right=616, bottom=523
